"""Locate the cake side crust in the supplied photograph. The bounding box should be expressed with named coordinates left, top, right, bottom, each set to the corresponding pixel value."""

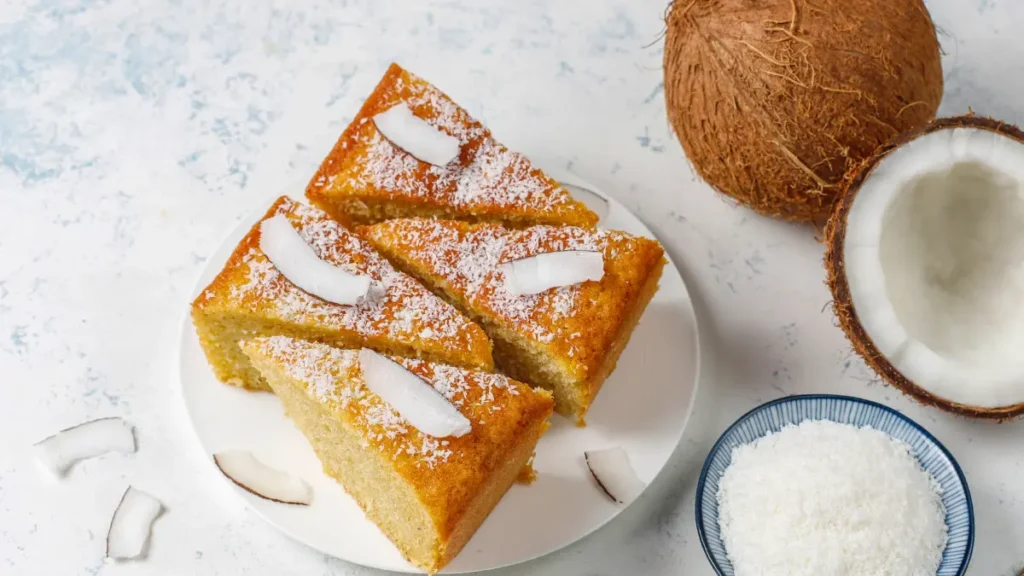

left=239, top=336, right=554, bottom=563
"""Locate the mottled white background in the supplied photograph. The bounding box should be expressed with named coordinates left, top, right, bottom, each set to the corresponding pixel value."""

left=2, top=0, right=1023, bottom=574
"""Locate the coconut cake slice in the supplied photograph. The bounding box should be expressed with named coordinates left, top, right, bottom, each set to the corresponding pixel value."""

left=191, top=197, right=493, bottom=392
left=240, top=336, right=554, bottom=574
left=305, top=63, right=598, bottom=228
left=358, top=218, right=666, bottom=423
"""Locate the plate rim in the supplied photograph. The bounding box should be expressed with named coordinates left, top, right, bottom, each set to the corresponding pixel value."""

left=693, top=393, right=975, bottom=576
left=176, top=171, right=703, bottom=573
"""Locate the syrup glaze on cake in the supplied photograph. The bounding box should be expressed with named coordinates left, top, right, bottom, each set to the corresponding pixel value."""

left=359, top=218, right=666, bottom=422
left=241, top=336, right=553, bottom=573
left=191, top=197, right=493, bottom=392
left=306, top=63, right=598, bottom=228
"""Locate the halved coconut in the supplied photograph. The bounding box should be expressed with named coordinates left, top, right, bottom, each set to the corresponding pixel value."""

left=827, top=115, right=1024, bottom=419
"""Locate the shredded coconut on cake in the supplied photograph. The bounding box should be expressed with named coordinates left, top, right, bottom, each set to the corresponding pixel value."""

left=226, top=198, right=473, bottom=348
left=329, top=68, right=571, bottom=214
left=377, top=219, right=614, bottom=350
left=348, top=129, right=569, bottom=213
left=451, top=138, right=562, bottom=208
left=404, top=78, right=487, bottom=145
left=717, top=420, right=947, bottom=576
left=257, top=336, right=521, bottom=468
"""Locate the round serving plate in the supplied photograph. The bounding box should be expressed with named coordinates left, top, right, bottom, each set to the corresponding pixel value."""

left=178, top=169, right=701, bottom=573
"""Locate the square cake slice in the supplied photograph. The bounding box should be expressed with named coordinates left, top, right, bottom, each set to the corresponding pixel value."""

left=240, top=336, right=554, bottom=574
left=305, top=63, right=598, bottom=228
left=359, top=218, right=666, bottom=423
left=191, top=196, right=493, bottom=391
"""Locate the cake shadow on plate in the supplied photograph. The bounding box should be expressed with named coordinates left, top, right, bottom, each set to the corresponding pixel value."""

left=580, top=301, right=693, bottom=435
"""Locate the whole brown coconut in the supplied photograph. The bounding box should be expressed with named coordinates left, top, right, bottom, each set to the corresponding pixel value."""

left=663, top=0, right=944, bottom=222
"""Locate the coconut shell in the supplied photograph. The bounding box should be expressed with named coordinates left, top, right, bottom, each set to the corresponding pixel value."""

left=664, top=0, right=943, bottom=222
left=826, top=115, right=1024, bottom=420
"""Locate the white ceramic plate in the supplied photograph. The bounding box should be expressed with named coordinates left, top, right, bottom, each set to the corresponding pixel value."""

left=178, top=170, right=701, bottom=573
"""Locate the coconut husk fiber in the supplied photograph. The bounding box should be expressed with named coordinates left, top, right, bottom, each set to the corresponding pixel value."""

left=663, top=0, right=943, bottom=222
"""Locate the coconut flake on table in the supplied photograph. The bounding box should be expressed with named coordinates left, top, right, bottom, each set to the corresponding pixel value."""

left=358, top=348, right=471, bottom=438
left=32, top=417, right=135, bottom=479
left=717, top=420, right=947, bottom=576
left=106, top=487, right=163, bottom=562
left=584, top=446, right=645, bottom=505
left=259, top=214, right=373, bottom=306
left=213, top=450, right=313, bottom=505
left=501, top=250, right=604, bottom=296
left=373, top=103, right=460, bottom=166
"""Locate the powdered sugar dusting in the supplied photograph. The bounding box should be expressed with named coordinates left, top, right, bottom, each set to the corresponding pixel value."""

left=252, top=336, right=527, bottom=469
left=226, top=198, right=476, bottom=352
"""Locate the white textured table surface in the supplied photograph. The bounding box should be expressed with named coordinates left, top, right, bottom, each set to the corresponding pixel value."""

left=2, top=1, right=1023, bottom=574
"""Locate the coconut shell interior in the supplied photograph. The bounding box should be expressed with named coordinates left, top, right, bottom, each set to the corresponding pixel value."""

left=826, top=115, right=1024, bottom=420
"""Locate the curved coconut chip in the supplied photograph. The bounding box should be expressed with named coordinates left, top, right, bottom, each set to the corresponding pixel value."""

left=825, top=114, right=1024, bottom=421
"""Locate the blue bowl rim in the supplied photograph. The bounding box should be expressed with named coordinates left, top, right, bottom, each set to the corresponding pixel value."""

left=694, top=393, right=975, bottom=576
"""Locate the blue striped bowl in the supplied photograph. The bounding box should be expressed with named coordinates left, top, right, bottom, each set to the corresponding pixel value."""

left=696, top=394, right=973, bottom=575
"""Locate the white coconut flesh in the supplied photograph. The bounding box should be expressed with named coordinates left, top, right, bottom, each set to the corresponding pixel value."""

left=844, top=126, right=1024, bottom=408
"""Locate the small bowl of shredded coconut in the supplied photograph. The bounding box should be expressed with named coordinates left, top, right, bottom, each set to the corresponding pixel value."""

left=696, top=394, right=973, bottom=576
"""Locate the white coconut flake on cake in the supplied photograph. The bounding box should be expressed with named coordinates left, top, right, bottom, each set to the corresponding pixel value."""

left=354, top=131, right=442, bottom=199
left=372, top=103, right=461, bottom=167
left=350, top=129, right=569, bottom=214
left=338, top=82, right=570, bottom=215
left=358, top=348, right=472, bottom=438
left=229, top=199, right=472, bottom=348
left=380, top=220, right=611, bottom=351
left=259, top=215, right=373, bottom=305
left=501, top=250, right=605, bottom=296
left=254, top=336, right=523, bottom=469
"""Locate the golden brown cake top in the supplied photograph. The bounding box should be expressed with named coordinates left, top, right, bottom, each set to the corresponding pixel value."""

left=193, top=196, right=492, bottom=370
left=306, top=63, right=598, bottom=227
left=241, top=336, right=553, bottom=533
left=359, top=219, right=665, bottom=379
